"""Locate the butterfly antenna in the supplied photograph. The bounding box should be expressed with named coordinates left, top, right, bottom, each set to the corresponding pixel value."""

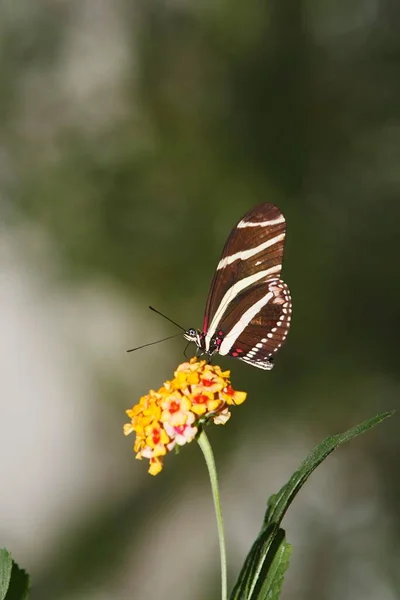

left=127, top=333, right=182, bottom=353
left=148, top=306, right=186, bottom=331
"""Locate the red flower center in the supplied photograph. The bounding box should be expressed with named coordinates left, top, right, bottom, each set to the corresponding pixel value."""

left=169, top=400, right=180, bottom=413
left=193, top=393, right=209, bottom=405
left=152, top=428, right=161, bottom=444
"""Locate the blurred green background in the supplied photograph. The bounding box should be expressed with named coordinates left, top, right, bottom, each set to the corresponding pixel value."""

left=1, top=1, right=399, bottom=599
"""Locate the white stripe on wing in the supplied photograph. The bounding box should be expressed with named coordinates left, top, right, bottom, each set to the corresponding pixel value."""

left=204, top=268, right=280, bottom=350
left=217, top=233, right=285, bottom=270
left=218, top=291, right=274, bottom=355
left=237, top=215, right=285, bottom=228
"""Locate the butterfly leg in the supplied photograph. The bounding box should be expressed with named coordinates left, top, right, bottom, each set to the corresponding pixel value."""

left=183, top=341, right=191, bottom=359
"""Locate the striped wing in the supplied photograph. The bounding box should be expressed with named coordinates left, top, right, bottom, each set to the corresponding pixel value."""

left=217, top=278, right=292, bottom=369
left=203, top=203, right=287, bottom=348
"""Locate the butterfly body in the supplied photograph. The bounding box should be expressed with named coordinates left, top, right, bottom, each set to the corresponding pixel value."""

left=184, top=203, right=292, bottom=370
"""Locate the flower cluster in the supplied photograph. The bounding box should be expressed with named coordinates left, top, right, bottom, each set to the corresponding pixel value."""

left=124, top=358, right=247, bottom=475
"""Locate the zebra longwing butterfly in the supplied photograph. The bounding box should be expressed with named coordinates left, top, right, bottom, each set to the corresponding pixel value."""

left=184, top=203, right=292, bottom=370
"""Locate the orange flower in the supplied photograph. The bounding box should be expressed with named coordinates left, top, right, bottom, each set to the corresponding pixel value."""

left=124, top=358, right=247, bottom=475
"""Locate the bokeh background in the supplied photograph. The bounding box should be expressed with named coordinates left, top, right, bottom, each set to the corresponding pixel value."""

left=1, top=1, right=399, bottom=599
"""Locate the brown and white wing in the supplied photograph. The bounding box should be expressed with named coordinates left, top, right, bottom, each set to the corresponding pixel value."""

left=216, top=278, right=292, bottom=369
left=203, top=203, right=287, bottom=347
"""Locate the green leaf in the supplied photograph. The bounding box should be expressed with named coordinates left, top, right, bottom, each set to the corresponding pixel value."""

left=264, top=410, right=395, bottom=530
left=0, top=549, right=30, bottom=600
left=230, top=410, right=395, bottom=600
left=252, top=531, right=291, bottom=600
left=0, top=549, right=12, bottom=600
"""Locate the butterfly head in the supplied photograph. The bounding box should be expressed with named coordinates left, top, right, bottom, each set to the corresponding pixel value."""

left=184, top=328, right=225, bottom=359
left=183, top=328, right=205, bottom=351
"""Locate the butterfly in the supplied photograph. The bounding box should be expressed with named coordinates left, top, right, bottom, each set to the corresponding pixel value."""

left=183, top=203, right=292, bottom=370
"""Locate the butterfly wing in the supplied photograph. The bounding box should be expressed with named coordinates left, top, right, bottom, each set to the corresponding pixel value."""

left=203, top=204, right=288, bottom=355
left=215, top=278, right=292, bottom=369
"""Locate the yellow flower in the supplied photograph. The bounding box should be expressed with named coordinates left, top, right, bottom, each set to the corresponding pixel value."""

left=220, top=385, right=247, bottom=406
left=148, top=457, right=163, bottom=476
left=161, top=394, right=192, bottom=426
left=124, top=358, right=247, bottom=475
left=190, top=388, right=217, bottom=415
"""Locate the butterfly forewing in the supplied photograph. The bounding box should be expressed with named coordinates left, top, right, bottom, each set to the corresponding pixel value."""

left=204, top=204, right=287, bottom=343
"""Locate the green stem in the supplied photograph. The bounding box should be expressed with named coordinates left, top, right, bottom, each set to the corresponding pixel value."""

left=197, top=429, right=228, bottom=600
